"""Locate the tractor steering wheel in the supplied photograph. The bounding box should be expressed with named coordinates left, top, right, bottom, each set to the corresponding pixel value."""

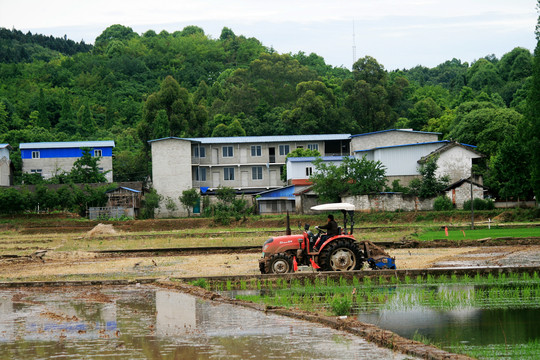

left=315, top=226, right=326, bottom=234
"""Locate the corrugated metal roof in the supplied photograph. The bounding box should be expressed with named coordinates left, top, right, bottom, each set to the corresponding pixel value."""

left=20, top=141, right=115, bottom=149
left=0, top=144, right=12, bottom=150
left=287, top=156, right=348, bottom=162
left=256, top=185, right=296, bottom=201
left=355, top=140, right=450, bottom=153
left=186, top=134, right=351, bottom=144
left=350, top=129, right=441, bottom=138
left=147, top=137, right=200, bottom=144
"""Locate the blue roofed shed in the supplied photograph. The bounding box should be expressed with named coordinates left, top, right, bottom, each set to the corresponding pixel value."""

left=256, top=185, right=296, bottom=214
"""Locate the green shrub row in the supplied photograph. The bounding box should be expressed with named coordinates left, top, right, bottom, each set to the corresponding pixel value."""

left=0, top=183, right=117, bottom=215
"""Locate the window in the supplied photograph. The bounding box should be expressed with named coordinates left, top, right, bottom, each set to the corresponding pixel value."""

left=32, top=151, right=40, bottom=159
left=30, top=169, right=42, bottom=174
left=252, top=166, right=263, bottom=180
left=222, top=146, right=233, bottom=158
left=195, top=168, right=207, bottom=181
left=98, top=167, right=104, bottom=173
left=224, top=167, right=235, bottom=181
left=251, top=145, right=262, bottom=157
left=305, top=167, right=313, bottom=177
left=308, top=143, right=319, bottom=151
left=194, top=146, right=206, bottom=158
left=94, top=149, right=102, bottom=157
left=279, top=144, right=290, bottom=156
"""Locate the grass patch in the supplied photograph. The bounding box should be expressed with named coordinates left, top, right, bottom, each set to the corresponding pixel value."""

left=414, top=227, right=540, bottom=241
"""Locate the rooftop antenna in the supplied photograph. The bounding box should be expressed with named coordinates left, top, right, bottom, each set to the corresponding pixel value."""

left=352, top=20, right=357, bottom=66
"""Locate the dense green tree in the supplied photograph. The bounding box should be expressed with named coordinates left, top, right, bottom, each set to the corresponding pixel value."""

left=70, top=148, right=108, bottom=183
left=310, top=156, right=387, bottom=203
left=94, top=24, right=139, bottom=48
left=528, top=2, right=540, bottom=204
left=344, top=56, right=397, bottom=132
left=179, top=188, right=200, bottom=217
left=409, top=157, right=450, bottom=198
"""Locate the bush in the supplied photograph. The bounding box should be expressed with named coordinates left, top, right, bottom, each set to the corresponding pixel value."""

left=433, top=196, right=454, bottom=211
left=463, top=198, right=495, bottom=210
left=330, top=295, right=352, bottom=316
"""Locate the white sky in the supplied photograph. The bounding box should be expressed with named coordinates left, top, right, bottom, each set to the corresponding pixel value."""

left=0, top=0, right=537, bottom=70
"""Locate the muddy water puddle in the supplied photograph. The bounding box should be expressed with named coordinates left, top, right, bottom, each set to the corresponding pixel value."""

left=0, top=285, right=412, bottom=359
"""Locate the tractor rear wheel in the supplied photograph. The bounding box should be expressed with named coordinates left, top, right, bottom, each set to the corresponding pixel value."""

left=267, top=253, right=294, bottom=274
left=319, top=239, right=362, bottom=271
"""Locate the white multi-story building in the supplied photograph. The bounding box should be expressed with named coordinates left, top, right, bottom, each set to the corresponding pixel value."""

left=149, top=129, right=484, bottom=217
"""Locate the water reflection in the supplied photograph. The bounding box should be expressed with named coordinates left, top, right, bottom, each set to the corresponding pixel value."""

left=0, top=286, right=412, bottom=360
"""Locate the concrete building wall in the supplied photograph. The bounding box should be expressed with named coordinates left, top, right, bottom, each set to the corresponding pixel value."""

left=0, top=158, right=11, bottom=186
left=368, top=143, right=443, bottom=176
left=22, top=157, right=113, bottom=182
left=342, top=193, right=435, bottom=212
left=351, top=130, right=439, bottom=151
left=151, top=138, right=192, bottom=218
left=446, top=183, right=485, bottom=209
left=436, top=147, right=481, bottom=184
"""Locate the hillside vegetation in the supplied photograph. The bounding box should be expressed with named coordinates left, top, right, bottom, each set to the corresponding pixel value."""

left=0, top=24, right=539, bottom=201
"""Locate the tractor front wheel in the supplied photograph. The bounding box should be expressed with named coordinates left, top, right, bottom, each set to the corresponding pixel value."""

left=319, top=239, right=362, bottom=272
left=267, top=253, right=294, bottom=274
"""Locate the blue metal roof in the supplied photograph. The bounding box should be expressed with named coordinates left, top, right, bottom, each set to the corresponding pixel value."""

left=20, top=141, right=115, bottom=149
left=350, top=129, right=441, bottom=138
left=287, top=155, right=348, bottom=162
left=354, top=140, right=450, bottom=153
left=256, top=185, right=296, bottom=201
left=186, top=134, right=351, bottom=144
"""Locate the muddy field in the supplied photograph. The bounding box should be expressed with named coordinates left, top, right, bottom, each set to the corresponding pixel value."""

left=1, top=245, right=540, bottom=282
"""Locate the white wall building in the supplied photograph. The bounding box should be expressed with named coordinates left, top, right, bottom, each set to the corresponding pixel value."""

left=0, top=144, right=13, bottom=187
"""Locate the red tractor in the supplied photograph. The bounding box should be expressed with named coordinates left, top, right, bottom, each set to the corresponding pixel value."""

left=259, top=203, right=396, bottom=274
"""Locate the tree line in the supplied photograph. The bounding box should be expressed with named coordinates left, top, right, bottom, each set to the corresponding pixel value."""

left=0, top=19, right=539, bottom=202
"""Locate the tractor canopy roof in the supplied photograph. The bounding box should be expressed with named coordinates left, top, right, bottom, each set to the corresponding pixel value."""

left=310, top=203, right=355, bottom=212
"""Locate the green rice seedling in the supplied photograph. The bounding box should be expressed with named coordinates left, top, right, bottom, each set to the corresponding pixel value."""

left=487, top=273, right=495, bottom=283
left=327, top=277, right=335, bottom=287
left=474, top=273, right=482, bottom=283
left=462, top=274, right=471, bottom=283
left=339, top=276, right=348, bottom=287
left=190, top=278, right=207, bottom=289
left=533, top=272, right=539, bottom=281
left=240, top=279, right=247, bottom=290
left=416, top=275, right=423, bottom=284
left=378, top=275, right=387, bottom=285
left=363, top=276, right=372, bottom=287
left=437, top=274, right=448, bottom=283
left=404, top=275, right=412, bottom=284
left=450, top=274, right=458, bottom=283
left=390, top=276, right=400, bottom=284
left=226, top=279, right=233, bottom=291
left=352, top=276, right=360, bottom=288
left=426, top=274, right=435, bottom=284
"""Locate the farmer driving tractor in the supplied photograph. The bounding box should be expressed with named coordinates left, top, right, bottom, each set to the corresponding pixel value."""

left=313, top=214, right=339, bottom=251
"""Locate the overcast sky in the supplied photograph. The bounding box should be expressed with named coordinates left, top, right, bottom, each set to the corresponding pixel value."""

left=1, top=0, right=537, bottom=70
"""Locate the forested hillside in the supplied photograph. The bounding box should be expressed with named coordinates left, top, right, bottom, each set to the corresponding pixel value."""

left=0, top=24, right=538, bottom=201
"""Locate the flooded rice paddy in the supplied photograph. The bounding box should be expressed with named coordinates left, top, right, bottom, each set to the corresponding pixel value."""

left=229, top=272, right=540, bottom=359
left=0, top=285, right=413, bottom=360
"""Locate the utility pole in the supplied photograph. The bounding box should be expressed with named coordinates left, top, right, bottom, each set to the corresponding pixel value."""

left=470, top=173, right=475, bottom=230
left=352, top=20, right=357, bottom=65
